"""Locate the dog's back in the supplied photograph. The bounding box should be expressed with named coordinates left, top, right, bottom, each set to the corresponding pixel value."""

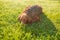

left=24, top=5, right=42, bottom=17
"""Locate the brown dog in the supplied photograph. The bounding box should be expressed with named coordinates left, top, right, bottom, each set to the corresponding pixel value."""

left=18, top=5, right=42, bottom=24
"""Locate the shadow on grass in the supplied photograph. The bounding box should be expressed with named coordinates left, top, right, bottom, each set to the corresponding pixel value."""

left=21, top=13, right=57, bottom=37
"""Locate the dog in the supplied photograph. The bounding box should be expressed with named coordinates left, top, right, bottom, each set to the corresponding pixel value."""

left=18, top=5, right=42, bottom=24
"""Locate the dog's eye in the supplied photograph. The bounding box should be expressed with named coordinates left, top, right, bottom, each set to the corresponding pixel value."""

left=23, top=18, right=26, bottom=21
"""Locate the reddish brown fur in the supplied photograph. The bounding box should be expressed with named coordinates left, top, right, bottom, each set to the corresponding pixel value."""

left=18, top=5, right=42, bottom=24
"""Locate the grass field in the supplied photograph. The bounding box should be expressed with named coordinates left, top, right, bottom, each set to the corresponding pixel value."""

left=0, top=0, right=60, bottom=40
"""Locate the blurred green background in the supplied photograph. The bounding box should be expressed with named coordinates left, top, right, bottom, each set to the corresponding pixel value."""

left=0, top=0, right=60, bottom=40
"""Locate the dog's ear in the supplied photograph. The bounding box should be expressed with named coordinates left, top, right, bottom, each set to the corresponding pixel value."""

left=27, top=17, right=33, bottom=23
left=18, top=16, right=21, bottom=22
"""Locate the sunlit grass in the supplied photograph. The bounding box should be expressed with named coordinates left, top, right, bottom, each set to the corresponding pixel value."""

left=0, top=0, right=60, bottom=40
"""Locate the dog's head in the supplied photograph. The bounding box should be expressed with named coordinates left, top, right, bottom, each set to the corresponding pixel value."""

left=18, top=13, right=28, bottom=24
left=18, top=13, right=33, bottom=24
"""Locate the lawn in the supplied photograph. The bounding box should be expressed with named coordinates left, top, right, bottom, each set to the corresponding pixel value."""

left=0, top=0, right=60, bottom=40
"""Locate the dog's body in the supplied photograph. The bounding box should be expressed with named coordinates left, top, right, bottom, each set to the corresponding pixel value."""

left=24, top=5, right=42, bottom=18
left=18, top=5, right=42, bottom=24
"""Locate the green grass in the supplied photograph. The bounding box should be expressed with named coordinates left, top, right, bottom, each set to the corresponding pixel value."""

left=0, top=0, right=60, bottom=40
